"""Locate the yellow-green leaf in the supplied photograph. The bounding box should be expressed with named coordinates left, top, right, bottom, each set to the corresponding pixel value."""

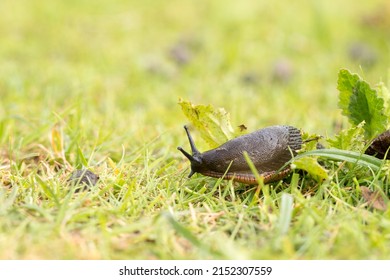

left=292, top=157, right=329, bottom=182
left=327, top=121, right=366, bottom=151
left=178, top=99, right=242, bottom=148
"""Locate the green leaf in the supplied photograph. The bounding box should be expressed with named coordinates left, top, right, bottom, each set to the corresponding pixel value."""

left=337, top=69, right=387, bottom=139
left=301, top=131, right=324, bottom=151
left=327, top=121, right=366, bottom=151
left=178, top=99, right=243, bottom=148
left=292, top=156, right=329, bottom=182
left=377, top=82, right=390, bottom=118
left=294, top=149, right=383, bottom=172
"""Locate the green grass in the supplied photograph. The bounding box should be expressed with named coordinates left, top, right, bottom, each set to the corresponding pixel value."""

left=1, top=0, right=390, bottom=259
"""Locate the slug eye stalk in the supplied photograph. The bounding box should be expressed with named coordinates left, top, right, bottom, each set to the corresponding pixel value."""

left=183, top=125, right=201, bottom=155
left=177, top=147, right=198, bottom=178
left=177, top=125, right=202, bottom=163
left=177, top=126, right=203, bottom=178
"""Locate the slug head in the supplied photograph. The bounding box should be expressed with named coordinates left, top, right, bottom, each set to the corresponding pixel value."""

left=177, top=126, right=204, bottom=178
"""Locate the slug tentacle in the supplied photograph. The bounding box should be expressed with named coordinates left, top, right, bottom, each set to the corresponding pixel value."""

left=177, top=126, right=205, bottom=177
left=177, top=146, right=194, bottom=161
left=183, top=125, right=201, bottom=155
left=178, top=125, right=303, bottom=184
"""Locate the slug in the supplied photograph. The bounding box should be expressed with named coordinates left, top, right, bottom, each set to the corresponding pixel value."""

left=365, top=129, right=390, bottom=159
left=178, top=125, right=302, bottom=184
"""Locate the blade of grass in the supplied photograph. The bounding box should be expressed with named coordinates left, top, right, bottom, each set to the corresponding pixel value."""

left=0, top=185, right=19, bottom=215
left=243, top=151, right=266, bottom=207
left=162, top=212, right=224, bottom=258
left=36, top=175, right=60, bottom=207
left=293, top=149, right=383, bottom=171
left=278, top=193, right=294, bottom=236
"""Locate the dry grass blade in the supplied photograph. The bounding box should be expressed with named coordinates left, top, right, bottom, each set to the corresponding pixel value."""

left=360, top=186, right=388, bottom=211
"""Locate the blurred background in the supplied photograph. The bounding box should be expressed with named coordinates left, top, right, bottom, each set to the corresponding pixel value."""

left=0, top=0, right=389, bottom=151
left=1, top=0, right=390, bottom=260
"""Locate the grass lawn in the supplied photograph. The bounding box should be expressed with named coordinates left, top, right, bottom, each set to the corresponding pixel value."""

left=0, top=0, right=390, bottom=259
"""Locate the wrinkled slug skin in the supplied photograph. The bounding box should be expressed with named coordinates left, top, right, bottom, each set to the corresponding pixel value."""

left=178, top=125, right=302, bottom=184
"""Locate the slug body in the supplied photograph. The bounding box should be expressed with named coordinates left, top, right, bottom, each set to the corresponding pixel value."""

left=365, top=130, right=390, bottom=159
left=178, top=125, right=302, bottom=184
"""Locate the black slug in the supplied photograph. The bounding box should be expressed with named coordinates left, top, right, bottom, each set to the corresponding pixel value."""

left=365, top=129, right=390, bottom=159
left=177, top=125, right=302, bottom=184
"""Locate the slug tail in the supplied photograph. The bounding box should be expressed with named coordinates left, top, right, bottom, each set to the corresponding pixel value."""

left=287, top=126, right=303, bottom=152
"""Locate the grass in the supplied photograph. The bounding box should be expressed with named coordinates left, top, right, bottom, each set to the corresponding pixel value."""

left=0, top=0, right=390, bottom=259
